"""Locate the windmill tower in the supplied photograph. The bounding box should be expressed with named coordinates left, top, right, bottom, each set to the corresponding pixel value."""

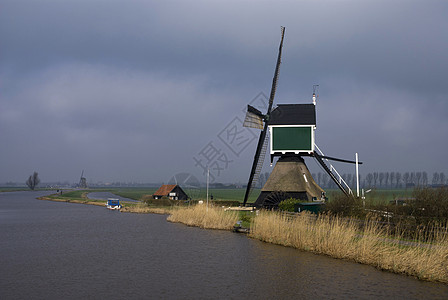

left=78, top=170, right=88, bottom=189
left=243, top=27, right=361, bottom=208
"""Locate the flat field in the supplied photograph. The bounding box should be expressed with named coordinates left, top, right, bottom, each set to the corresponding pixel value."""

left=0, top=187, right=28, bottom=192
left=112, top=187, right=261, bottom=203
left=61, top=187, right=414, bottom=204
left=326, top=188, right=414, bottom=204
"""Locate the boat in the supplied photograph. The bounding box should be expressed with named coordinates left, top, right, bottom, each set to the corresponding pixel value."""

left=106, top=198, right=122, bottom=210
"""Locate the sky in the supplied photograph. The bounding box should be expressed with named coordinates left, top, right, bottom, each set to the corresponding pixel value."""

left=1, top=0, right=448, bottom=185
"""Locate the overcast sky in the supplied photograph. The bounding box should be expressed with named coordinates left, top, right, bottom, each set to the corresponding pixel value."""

left=1, top=0, right=448, bottom=184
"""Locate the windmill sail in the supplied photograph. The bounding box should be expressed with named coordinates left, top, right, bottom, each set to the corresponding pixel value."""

left=243, top=105, right=264, bottom=129
left=243, top=26, right=285, bottom=206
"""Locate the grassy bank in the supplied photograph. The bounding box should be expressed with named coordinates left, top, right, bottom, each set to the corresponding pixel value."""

left=39, top=191, right=173, bottom=213
left=120, top=202, right=171, bottom=214
left=160, top=203, right=448, bottom=283
left=0, top=187, right=29, bottom=192
left=38, top=195, right=106, bottom=207
left=250, top=211, right=448, bottom=283
left=167, top=204, right=239, bottom=230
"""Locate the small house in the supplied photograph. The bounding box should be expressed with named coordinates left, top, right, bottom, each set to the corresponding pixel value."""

left=152, top=184, right=188, bottom=200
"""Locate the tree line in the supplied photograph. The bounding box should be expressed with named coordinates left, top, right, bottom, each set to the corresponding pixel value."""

left=311, top=171, right=447, bottom=189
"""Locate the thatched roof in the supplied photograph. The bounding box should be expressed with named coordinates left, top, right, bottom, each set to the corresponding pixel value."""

left=262, top=156, right=323, bottom=199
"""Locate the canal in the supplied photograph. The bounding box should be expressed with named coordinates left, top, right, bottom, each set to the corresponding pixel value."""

left=1, top=191, right=447, bottom=299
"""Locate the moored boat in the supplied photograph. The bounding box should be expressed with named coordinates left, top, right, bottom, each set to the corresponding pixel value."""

left=106, top=198, right=122, bottom=210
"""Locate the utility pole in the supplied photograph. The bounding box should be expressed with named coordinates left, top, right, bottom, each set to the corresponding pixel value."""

left=356, top=153, right=360, bottom=198
left=206, top=167, right=209, bottom=210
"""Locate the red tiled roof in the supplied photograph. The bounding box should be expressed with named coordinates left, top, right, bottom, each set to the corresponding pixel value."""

left=153, top=184, right=177, bottom=196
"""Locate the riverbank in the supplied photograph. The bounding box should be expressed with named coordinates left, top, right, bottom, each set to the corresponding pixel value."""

left=251, top=210, right=448, bottom=283
left=167, top=204, right=238, bottom=230
left=38, top=194, right=172, bottom=214
left=37, top=194, right=448, bottom=284
left=38, top=194, right=106, bottom=207
left=163, top=204, right=448, bottom=283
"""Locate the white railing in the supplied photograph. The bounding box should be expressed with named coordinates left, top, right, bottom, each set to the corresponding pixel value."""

left=314, top=144, right=353, bottom=195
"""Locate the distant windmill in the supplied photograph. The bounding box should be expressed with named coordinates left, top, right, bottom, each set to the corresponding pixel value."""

left=242, top=27, right=361, bottom=208
left=78, top=170, right=88, bottom=189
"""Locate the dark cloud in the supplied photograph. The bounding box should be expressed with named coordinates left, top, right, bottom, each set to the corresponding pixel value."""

left=1, top=0, right=447, bottom=184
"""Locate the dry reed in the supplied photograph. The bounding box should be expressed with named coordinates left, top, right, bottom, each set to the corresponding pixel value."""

left=167, top=204, right=238, bottom=230
left=120, top=202, right=172, bottom=214
left=250, top=211, right=448, bottom=283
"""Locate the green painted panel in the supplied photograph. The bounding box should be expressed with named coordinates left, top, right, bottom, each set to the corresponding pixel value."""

left=272, top=127, right=312, bottom=151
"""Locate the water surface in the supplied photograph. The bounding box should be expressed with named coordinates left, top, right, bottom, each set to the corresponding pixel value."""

left=1, top=191, right=447, bottom=299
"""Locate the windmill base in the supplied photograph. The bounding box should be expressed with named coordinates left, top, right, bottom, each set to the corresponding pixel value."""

left=255, top=191, right=309, bottom=209
left=254, top=155, right=325, bottom=209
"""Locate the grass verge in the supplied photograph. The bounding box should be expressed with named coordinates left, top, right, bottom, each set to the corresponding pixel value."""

left=38, top=196, right=106, bottom=206
left=167, top=204, right=239, bottom=230
left=120, top=202, right=171, bottom=214
left=250, top=210, right=448, bottom=283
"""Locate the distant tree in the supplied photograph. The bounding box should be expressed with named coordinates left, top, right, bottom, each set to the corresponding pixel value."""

left=322, top=173, right=329, bottom=188
left=342, top=174, right=348, bottom=186
left=373, top=172, right=378, bottom=187
left=390, top=172, right=395, bottom=188
left=416, top=172, right=422, bottom=186
left=346, top=174, right=352, bottom=186
left=26, top=172, right=40, bottom=190
left=403, top=172, right=410, bottom=187
left=440, top=172, right=446, bottom=185
left=366, top=173, right=373, bottom=187
left=327, top=175, right=335, bottom=188
left=379, top=173, right=385, bottom=187
left=432, top=172, right=440, bottom=185
left=410, top=172, right=415, bottom=185
left=422, top=172, right=428, bottom=186
left=395, top=172, right=402, bottom=188
left=385, top=172, right=390, bottom=188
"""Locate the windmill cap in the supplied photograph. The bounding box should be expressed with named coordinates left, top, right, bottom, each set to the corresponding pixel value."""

left=269, top=104, right=316, bottom=126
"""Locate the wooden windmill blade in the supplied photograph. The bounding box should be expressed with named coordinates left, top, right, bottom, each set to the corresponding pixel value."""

left=243, top=26, right=285, bottom=206
left=243, top=105, right=265, bottom=129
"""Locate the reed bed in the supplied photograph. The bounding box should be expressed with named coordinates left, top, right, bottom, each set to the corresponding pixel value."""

left=121, top=202, right=172, bottom=214
left=250, top=211, right=448, bottom=283
left=167, top=204, right=239, bottom=230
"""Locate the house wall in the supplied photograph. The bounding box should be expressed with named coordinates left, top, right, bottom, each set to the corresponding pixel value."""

left=172, top=186, right=188, bottom=200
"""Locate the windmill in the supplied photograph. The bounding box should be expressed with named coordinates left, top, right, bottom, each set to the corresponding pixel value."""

left=242, top=27, right=361, bottom=208
left=78, top=170, right=88, bottom=189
